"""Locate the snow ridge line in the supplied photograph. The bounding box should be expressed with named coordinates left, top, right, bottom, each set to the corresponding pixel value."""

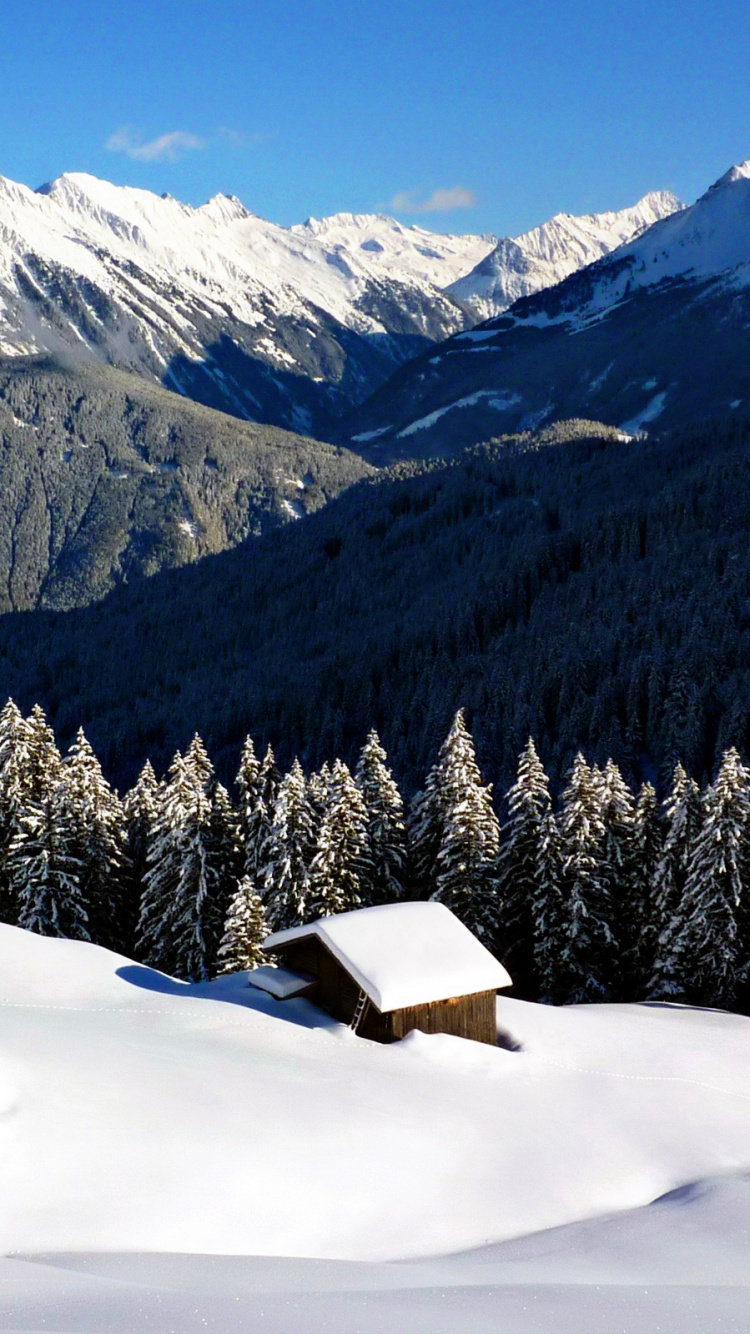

left=530, top=1052, right=750, bottom=1103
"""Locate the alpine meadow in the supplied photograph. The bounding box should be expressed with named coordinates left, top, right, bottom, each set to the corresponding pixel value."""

left=3, top=4, right=750, bottom=1330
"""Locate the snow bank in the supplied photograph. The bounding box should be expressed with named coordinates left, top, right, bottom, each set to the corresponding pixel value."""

left=1, top=923, right=750, bottom=1266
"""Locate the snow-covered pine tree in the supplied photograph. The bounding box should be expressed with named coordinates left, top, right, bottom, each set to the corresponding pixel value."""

left=596, top=759, right=636, bottom=999
left=123, top=760, right=160, bottom=950
left=8, top=779, right=89, bottom=940
left=429, top=711, right=501, bottom=943
left=216, top=875, right=269, bottom=974
left=25, top=704, right=63, bottom=800
left=236, top=740, right=278, bottom=885
left=308, top=759, right=372, bottom=918
left=557, top=753, right=616, bottom=1003
left=533, top=808, right=566, bottom=1003
left=0, top=700, right=32, bottom=923
left=167, top=736, right=229, bottom=982
left=355, top=730, right=406, bottom=906
left=650, top=749, right=750, bottom=1007
left=263, top=759, right=316, bottom=930
left=204, top=780, right=243, bottom=969
left=307, top=762, right=332, bottom=818
left=61, top=729, right=129, bottom=952
left=136, top=750, right=184, bottom=974
left=648, top=763, right=702, bottom=986
left=627, top=782, right=663, bottom=996
left=496, top=738, right=552, bottom=995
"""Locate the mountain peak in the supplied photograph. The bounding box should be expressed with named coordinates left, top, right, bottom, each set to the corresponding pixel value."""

left=198, top=193, right=253, bottom=223
left=703, top=158, right=750, bottom=196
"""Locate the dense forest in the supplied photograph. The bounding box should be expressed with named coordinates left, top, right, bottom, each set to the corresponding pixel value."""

left=1, top=699, right=748, bottom=1013
left=0, top=358, right=369, bottom=612
left=1, top=414, right=750, bottom=800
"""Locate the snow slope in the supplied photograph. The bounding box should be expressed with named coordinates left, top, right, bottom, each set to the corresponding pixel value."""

left=2, top=923, right=750, bottom=1330
left=448, top=190, right=682, bottom=319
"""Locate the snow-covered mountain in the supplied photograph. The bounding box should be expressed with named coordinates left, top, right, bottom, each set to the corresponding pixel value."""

left=0, top=171, right=680, bottom=438
left=0, top=173, right=490, bottom=435
left=448, top=190, right=682, bottom=320
left=345, top=159, right=750, bottom=458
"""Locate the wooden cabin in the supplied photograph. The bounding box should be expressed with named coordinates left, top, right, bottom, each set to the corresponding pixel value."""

left=248, top=901, right=511, bottom=1046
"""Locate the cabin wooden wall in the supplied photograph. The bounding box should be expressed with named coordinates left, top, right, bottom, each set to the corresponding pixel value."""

left=270, top=941, right=498, bottom=1046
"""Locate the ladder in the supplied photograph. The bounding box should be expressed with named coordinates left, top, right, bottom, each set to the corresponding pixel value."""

left=350, top=989, right=369, bottom=1033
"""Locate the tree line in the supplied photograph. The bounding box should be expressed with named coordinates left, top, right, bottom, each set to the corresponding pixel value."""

left=0, top=696, right=748, bottom=1014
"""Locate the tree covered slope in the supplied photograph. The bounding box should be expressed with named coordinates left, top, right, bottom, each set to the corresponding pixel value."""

left=0, top=415, right=749, bottom=793
left=0, top=357, right=370, bottom=611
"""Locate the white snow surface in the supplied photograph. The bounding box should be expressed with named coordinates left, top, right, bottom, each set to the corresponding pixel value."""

left=263, top=901, right=511, bottom=1010
left=246, top=964, right=312, bottom=999
left=3, top=924, right=750, bottom=1329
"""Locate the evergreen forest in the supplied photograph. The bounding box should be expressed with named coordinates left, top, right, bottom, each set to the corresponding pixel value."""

left=1, top=415, right=749, bottom=802
left=2, top=697, right=749, bottom=1015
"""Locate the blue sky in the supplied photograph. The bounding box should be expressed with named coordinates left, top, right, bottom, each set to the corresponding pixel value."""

left=2, top=0, right=750, bottom=236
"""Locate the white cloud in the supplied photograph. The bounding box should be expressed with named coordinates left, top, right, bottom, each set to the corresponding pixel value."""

left=391, top=186, right=477, bottom=214
left=106, top=128, right=205, bottom=163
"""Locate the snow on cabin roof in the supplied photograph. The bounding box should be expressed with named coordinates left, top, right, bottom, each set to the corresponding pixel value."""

left=263, top=901, right=511, bottom=1013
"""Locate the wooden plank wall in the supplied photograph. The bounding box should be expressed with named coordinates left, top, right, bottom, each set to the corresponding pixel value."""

left=269, top=941, right=498, bottom=1046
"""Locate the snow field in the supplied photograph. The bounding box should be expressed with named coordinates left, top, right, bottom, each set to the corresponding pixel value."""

left=1, top=924, right=750, bottom=1266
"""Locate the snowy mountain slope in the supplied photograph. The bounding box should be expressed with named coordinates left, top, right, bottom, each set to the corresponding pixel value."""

left=345, top=158, right=750, bottom=458
left=0, top=172, right=485, bottom=435
left=294, top=211, right=497, bottom=289
left=447, top=190, right=682, bottom=320
left=1, top=923, right=750, bottom=1264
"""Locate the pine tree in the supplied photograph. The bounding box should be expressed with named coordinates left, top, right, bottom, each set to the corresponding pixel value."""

left=61, top=729, right=129, bottom=952
left=648, top=764, right=703, bottom=990
left=8, top=781, right=89, bottom=940
left=429, top=711, right=501, bottom=943
left=123, top=760, right=160, bottom=951
left=627, top=782, right=663, bottom=995
left=204, top=780, right=243, bottom=966
left=237, top=741, right=278, bottom=885
left=355, top=730, right=406, bottom=906
left=263, top=759, right=316, bottom=930
left=308, top=760, right=372, bottom=917
left=558, top=753, right=615, bottom=1003
left=597, top=759, right=636, bottom=999
left=25, top=704, right=63, bottom=801
left=136, top=751, right=183, bottom=974
left=217, top=876, right=269, bottom=974
left=651, top=749, right=750, bottom=1007
left=168, top=736, right=228, bottom=982
left=0, top=700, right=32, bottom=923
left=496, top=738, right=552, bottom=995
left=533, top=808, right=566, bottom=1003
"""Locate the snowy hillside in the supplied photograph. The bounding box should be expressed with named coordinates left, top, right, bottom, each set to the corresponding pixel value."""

left=346, top=157, right=750, bottom=456
left=447, top=190, right=682, bottom=320
left=2, top=924, right=750, bottom=1270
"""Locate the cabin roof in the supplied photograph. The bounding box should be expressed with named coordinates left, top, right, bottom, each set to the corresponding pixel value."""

left=263, top=901, right=511, bottom=1012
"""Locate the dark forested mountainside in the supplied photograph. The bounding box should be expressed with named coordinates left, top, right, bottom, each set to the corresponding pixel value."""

left=1, top=414, right=749, bottom=797
left=341, top=276, right=750, bottom=464
left=0, top=358, right=371, bottom=611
